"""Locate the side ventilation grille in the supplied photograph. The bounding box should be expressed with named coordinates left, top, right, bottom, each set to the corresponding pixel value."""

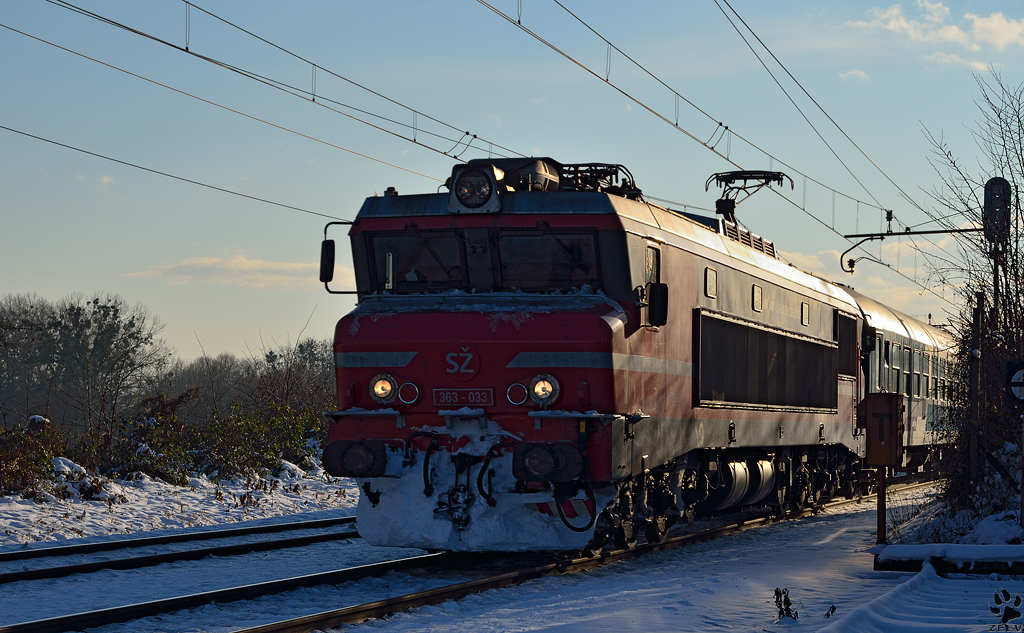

left=720, top=220, right=776, bottom=258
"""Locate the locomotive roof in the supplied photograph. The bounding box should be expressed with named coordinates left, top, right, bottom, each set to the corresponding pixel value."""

left=355, top=190, right=625, bottom=218
left=355, top=190, right=862, bottom=312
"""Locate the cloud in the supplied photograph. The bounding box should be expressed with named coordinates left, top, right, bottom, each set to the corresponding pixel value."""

left=777, top=249, right=830, bottom=275
left=840, top=69, right=869, bottom=81
left=849, top=1, right=974, bottom=49
left=966, top=12, right=1024, bottom=50
left=125, top=254, right=355, bottom=290
left=850, top=1, right=1024, bottom=52
left=624, top=103, right=632, bottom=114
left=924, top=51, right=988, bottom=71
left=487, top=114, right=502, bottom=125
left=99, top=175, right=115, bottom=185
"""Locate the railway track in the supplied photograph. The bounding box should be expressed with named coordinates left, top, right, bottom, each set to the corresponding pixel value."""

left=236, top=481, right=940, bottom=633
left=0, top=515, right=356, bottom=563
left=0, top=523, right=360, bottom=584
left=0, top=480, right=937, bottom=633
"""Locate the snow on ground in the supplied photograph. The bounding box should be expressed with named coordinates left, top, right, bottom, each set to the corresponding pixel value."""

left=0, top=458, right=359, bottom=549
left=8, top=480, right=1024, bottom=632
left=1, top=527, right=428, bottom=626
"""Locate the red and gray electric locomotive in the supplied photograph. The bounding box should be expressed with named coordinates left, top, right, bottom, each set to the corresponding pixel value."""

left=318, top=158, right=951, bottom=551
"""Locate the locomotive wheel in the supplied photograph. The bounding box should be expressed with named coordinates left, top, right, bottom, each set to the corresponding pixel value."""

left=790, top=488, right=808, bottom=514
left=583, top=530, right=607, bottom=557
left=614, top=518, right=637, bottom=550
left=806, top=486, right=820, bottom=508
left=645, top=516, right=669, bottom=543
left=775, top=487, right=789, bottom=517
left=841, top=481, right=855, bottom=500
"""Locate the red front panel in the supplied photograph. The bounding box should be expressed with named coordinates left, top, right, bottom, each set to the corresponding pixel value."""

left=329, top=305, right=623, bottom=479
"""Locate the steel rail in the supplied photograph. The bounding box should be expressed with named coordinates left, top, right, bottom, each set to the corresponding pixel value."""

left=0, top=516, right=355, bottom=563
left=234, top=480, right=940, bottom=633
left=0, top=480, right=937, bottom=633
left=0, top=552, right=467, bottom=633
left=0, top=527, right=360, bottom=585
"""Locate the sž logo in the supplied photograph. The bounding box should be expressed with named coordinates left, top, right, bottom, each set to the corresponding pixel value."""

left=443, top=343, right=480, bottom=382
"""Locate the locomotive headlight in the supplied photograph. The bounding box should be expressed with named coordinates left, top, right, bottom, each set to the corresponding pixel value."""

left=454, top=169, right=493, bottom=209
left=529, top=374, right=560, bottom=407
left=370, top=374, right=398, bottom=404
left=533, top=380, right=553, bottom=399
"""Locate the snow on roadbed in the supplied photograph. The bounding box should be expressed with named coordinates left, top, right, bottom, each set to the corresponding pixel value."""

left=821, top=563, right=1024, bottom=632
left=0, top=458, right=359, bottom=550
left=325, top=496, right=922, bottom=633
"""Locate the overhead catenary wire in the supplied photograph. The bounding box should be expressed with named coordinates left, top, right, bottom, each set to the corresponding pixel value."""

left=0, top=22, right=444, bottom=183
left=548, top=0, right=883, bottom=218
left=713, top=0, right=963, bottom=282
left=0, top=124, right=348, bottom=221
left=45, top=0, right=523, bottom=162
left=22, top=1, right=732, bottom=231
left=181, top=0, right=525, bottom=158
left=717, top=0, right=927, bottom=215
left=478, top=1, right=955, bottom=307
left=710, top=0, right=882, bottom=210
left=551, top=0, right=965, bottom=279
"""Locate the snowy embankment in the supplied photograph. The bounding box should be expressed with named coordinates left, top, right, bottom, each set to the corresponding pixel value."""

left=0, top=457, right=358, bottom=549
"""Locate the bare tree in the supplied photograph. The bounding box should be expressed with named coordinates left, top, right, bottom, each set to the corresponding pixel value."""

left=0, top=294, right=57, bottom=428
left=925, top=71, right=1024, bottom=335
left=0, top=293, right=170, bottom=435
left=924, top=70, right=1024, bottom=510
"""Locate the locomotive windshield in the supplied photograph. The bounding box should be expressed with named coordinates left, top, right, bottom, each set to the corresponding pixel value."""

left=369, top=230, right=465, bottom=292
left=495, top=230, right=599, bottom=291
left=365, top=227, right=601, bottom=293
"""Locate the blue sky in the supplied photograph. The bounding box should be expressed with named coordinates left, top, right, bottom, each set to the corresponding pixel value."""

left=1, top=0, right=1021, bottom=358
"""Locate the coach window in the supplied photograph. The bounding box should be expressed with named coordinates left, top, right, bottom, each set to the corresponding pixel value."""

left=752, top=284, right=763, bottom=312
left=925, top=354, right=933, bottom=398
left=904, top=346, right=912, bottom=397
left=836, top=312, right=857, bottom=378
left=705, top=267, right=718, bottom=299
left=940, top=358, right=947, bottom=401
left=890, top=342, right=900, bottom=394
left=913, top=349, right=922, bottom=397
left=881, top=339, right=890, bottom=392
left=875, top=334, right=883, bottom=391
left=800, top=302, right=810, bottom=326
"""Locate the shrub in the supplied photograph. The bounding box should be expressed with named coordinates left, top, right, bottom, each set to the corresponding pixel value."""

left=0, top=419, right=65, bottom=496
